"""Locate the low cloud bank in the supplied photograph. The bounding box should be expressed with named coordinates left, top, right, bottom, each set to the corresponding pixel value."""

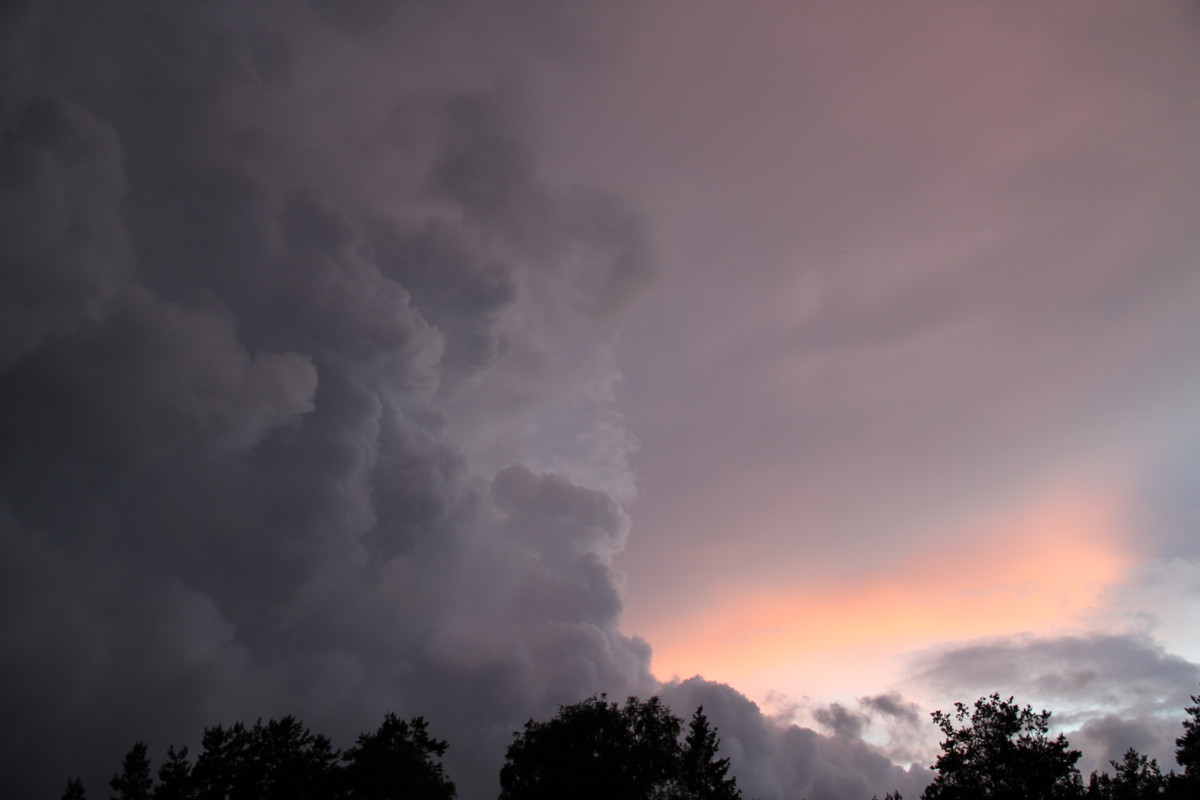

left=663, top=678, right=933, bottom=800
left=908, top=632, right=1200, bottom=775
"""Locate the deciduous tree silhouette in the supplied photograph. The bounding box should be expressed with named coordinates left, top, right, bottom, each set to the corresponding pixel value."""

left=69, top=713, right=456, bottom=800
left=340, top=713, right=456, bottom=800
left=920, top=693, right=1082, bottom=800
left=498, top=695, right=741, bottom=800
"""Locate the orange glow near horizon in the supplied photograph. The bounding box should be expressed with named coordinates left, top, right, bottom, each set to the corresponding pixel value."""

left=640, top=486, right=1134, bottom=701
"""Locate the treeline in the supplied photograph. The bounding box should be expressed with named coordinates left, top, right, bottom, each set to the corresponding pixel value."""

left=68, top=713, right=454, bottom=800
left=65, top=696, right=740, bottom=800
left=920, top=689, right=1200, bottom=800
left=65, top=687, right=1200, bottom=800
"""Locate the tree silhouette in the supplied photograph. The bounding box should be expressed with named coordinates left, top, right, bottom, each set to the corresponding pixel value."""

left=340, top=713, right=456, bottom=800
left=111, top=742, right=154, bottom=800
left=190, top=723, right=250, bottom=800
left=500, top=695, right=677, bottom=800
left=63, top=777, right=88, bottom=800
left=1177, top=687, right=1200, bottom=785
left=1086, top=748, right=1166, bottom=800
left=61, top=688, right=1200, bottom=800
left=921, top=693, right=1082, bottom=800
left=623, top=695, right=687, bottom=796
left=498, top=695, right=741, bottom=800
left=680, top=706, right=741, bottom=800
left=152, top=746, right=192, bottom=800
left=250, top=716, right=340, bottom=800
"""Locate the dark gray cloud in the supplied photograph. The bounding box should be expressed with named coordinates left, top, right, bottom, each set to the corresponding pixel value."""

left=0, top=2, right=657, bottom=798
left=910, top=633, right=1199, bottom=710
left=860, top=692, right=922, bottom=727
left=814, top=702, right=869, bottom=740
left=1074, top=714, right=1185, bottom=777
left=855, top=692, right=928, bottom=764
left=768, top=724, right=930, bottom=800
left=908, top=632, right=1200, bottom=773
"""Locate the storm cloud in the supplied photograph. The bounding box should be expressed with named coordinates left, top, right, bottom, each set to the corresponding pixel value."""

left=6, top=2, right=1199, bottom=799
left=0, top=3, right=923, bottom=799
left=0, top=2, right=657, bottom=797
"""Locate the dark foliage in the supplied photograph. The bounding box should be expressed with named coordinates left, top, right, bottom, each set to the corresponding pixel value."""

left=184, top=716, right=342, bottom=800
left=248, top=716, right=340, bottom=800
left=63, top=777, right=87, bottom=800
left=63, top=689, right=1200, bottom=800
left=1086, top=748, right=1167, bottom=800
left=680, top=707, right=742, bottom=800
left=111, top=742, right=153, bottom=800
left=341, top=713, right=456, bottom=800
left=73, top=713, right=452, bottom=800
left=153, top=746, right=192, bottom=800
left=921, top=694, right=1082, bottom=800
left=1176, top=687, right=1200, bottom=783
left=498, top=694, right=741, bottom=800
left=190, top=723, right=252, bottom=800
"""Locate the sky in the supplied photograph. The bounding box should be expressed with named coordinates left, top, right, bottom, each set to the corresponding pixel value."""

left=2, top=2, right=1199, bottom=799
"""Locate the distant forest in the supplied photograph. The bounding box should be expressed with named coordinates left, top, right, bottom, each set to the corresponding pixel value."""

left=70, top=688, right=1200, bottom=800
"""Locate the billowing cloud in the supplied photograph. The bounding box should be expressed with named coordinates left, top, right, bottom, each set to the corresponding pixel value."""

left=860, top=693, right=922, bottom=728
left=909, top=633, right=1199, bottom=708
left=906, top=632, right=1200, bottom=773
left=1073, top=714, right=1186, bottom=778
left=6, top=2, right=1200, bottom=799
left=661, top=677, right=931, bottom=800
left=0, top=2, right=658, bottom=797
left=814, top=703, right=869, bottom=740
